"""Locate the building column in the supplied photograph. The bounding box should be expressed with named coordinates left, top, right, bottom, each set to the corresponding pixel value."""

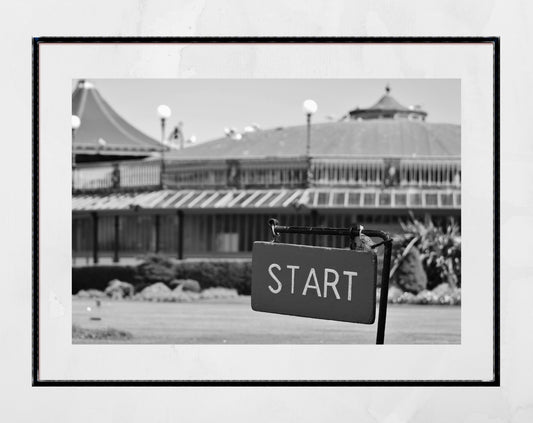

left=177, top=210, right=184, bottom=260
left=91, top=212, right=99, bottom=264
left=154, top=214, right=161, bottom=254
left=113, top=215, right=120, bottom=263
left=310, top=209, right=318, bottom=246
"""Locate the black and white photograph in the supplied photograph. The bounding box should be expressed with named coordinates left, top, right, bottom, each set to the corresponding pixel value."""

left=33, top=39, right=498, bottom=386
left=70, top=78, right=462, bottom=346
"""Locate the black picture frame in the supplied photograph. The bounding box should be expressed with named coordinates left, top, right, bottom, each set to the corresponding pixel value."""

left=32, top=36, right=500, bottom=386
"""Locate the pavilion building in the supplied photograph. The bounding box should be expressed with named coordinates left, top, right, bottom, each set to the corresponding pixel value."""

left=72, top=80, right=166, bottom=163
left=72, top=82, right=460, bottom=263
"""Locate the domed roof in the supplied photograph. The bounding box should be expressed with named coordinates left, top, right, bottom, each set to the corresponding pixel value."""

left=72, top=80, right=164, bottom=155
left=166, top=119, right=460, bottom=160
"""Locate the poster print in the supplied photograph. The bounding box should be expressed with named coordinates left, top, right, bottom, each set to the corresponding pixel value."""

left=33, top=37, right=498, bottom=385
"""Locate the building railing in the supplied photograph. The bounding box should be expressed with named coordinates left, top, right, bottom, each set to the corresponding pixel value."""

left=120, top=160, right=161, bottom=188
left=73, top=160, right=160, bottom=192
left=73, top=156, right=460, bottom=192
left=163, top=160, right=228, bottom=189
left=312, top=158, right=461, bottom=187
left=73, top=162, right=117, bottom=190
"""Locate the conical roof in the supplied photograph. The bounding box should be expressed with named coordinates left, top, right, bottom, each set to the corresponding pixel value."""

left=369, top=92, right=410, bottom=111
left=349, top=85, right=427, bottom=121
left=72, top=80, right=164, bottom=156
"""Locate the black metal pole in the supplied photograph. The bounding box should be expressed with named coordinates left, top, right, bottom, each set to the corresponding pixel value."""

left=376, top=239, right=393, bottom=344
left=310, top=210, right=318, bottom=246
left=154, top=214, right=161, bottom=254
left=112, top=162, right=120, bottom=189
left=306, top=113, right=312, bottom=187
left=113, top=215, right=119, bottom=263
left=161, top=117, right=166, bottom=188
left=91, top=212, right=99, bottom=264
left=177, top=210, right=184, bottom=260
left=72, top=128, right=76, bottom=191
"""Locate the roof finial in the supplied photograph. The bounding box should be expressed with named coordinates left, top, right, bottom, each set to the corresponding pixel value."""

left=385, top=83, right=390, bottom=94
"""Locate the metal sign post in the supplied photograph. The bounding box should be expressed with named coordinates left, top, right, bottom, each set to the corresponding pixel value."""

left=254, top=218, right=393, bottom=345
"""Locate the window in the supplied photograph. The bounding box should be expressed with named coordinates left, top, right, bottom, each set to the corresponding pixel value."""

left=395, top=193, right=407, bottom=206
left=426, top=193, right=438, bottom=206
left=317, top=192, right=330, bottom=206
left=347, top=192, right=361, bottom=206
left=332, top=192, right=346, bottom=206
left=379, top=193, right=391, bottom=206
left=409, top=193, right=422, bottom=206
left=363, top=193, right=376, bottom=206
left=441, top=193, right=454, bottom=206
left=216, top=233, right=239, bottom=252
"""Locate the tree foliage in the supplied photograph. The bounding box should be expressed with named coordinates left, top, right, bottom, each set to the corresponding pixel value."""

left=392, top=214, right=461, bottom=290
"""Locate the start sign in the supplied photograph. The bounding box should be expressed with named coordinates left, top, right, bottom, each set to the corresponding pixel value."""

left=251, top=242, right=377, bottom=324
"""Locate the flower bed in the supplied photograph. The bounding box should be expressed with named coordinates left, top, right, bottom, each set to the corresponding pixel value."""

left=384, top=283, right=460, bottom=305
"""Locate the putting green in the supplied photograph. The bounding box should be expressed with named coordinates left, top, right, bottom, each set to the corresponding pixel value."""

left=72, top=296, right=460, bottom=344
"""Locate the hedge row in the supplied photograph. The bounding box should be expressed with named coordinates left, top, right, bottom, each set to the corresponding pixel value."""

left=72, top=257, right=252, bottom=295
left=72, top=265, right=137, bottom=293
left=174, top=260, right=252, bottom=295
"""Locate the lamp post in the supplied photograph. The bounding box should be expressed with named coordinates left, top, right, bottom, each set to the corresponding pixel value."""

left=157, top=104, right=172, bottom=187
left=302, top=99, right=317, bottom=187
left=71, top=115, right=81, bottom=189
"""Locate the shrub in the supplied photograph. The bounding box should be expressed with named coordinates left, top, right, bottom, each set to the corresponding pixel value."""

left=395, top=292, right=417, bottom=304
left=393, top=214, right=461, bottom=290
left=171, top=287, right=201, bottom=302
left=415, top=290, right=439, bottom=305
left=173, top=259, right=252, bottom=295
left=72, top=265, right=137, bottom=294
left=170, top=279, right=201, bottom=293
left=390, top=287, right=461, bottom=305
left=200, top=287, right=239, bottom=300
left=387, top=285, right=404, bottom=302
left=133, top=283, right=203, bottom=302
left=432, top=282, right=453, bottom=297
left=135, top=254, right=176, bottom=288
left=104, top=279, right=134, bottom=299
left=391, top=246, right=427, bottom=294
left=73, top=257, right=253, bottom=296
left=72, top=324, right=133, bottom=340
left=135, top=282, right=172, bottom=301
left=75, top=289, right=107, bottom=299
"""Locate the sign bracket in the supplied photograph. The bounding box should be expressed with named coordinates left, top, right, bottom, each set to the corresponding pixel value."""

left=268, top=218, right=393, bottom=345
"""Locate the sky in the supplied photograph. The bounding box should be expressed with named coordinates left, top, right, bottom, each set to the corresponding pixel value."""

left=73, top=79, right=461, bottom=145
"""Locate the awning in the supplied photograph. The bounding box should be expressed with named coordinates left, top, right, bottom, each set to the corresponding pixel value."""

left=73, top=188, right=461, bottom=212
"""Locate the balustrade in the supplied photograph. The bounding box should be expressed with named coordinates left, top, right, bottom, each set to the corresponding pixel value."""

left=119, top=161, right=160, bottom=187
left=73, top=163, right=115, bottom=190
left=73, top=160, right=160, bottom=191
left=312, top=158, right=460, bottom=188
left=73, top=156, right=460, bottom=192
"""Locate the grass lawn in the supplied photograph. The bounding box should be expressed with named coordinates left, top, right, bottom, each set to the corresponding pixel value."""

left=72, top=296, right=460, bottom=344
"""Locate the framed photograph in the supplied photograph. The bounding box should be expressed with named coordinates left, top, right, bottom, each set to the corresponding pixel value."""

left=33, top=37, right=499, bottom=385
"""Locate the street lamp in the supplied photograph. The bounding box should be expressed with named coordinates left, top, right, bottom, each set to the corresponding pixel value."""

left=157, top=104, right=172, bottom=143
left=302, top=99, right=317, bottom=186
left=71, top=115, right=81, bottom=188
left=157, top=104, right=172, bottom=187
